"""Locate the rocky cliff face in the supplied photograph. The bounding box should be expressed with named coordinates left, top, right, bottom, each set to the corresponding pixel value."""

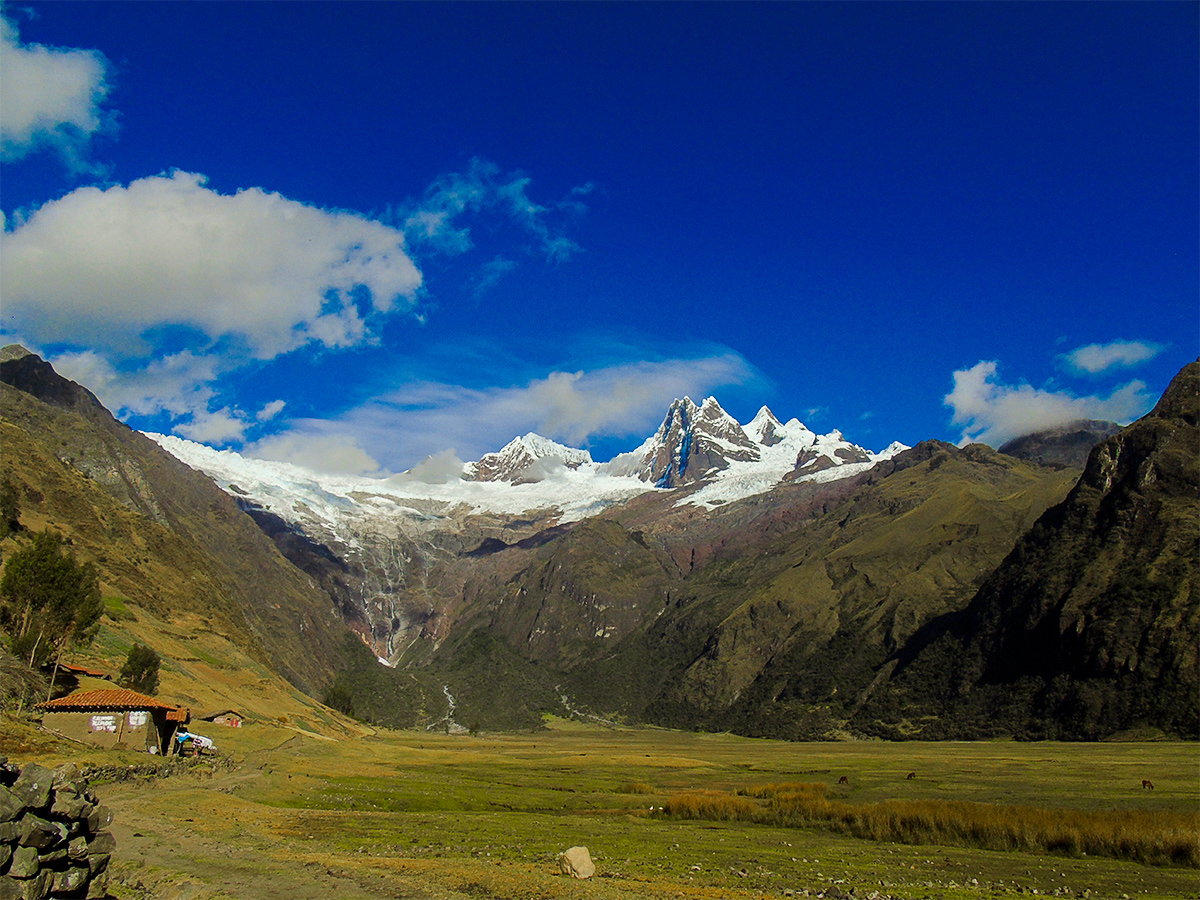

left=635, top=397, right=762, bottom=487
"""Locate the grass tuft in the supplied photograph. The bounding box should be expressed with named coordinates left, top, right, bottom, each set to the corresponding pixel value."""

left=660, top=790, right=759, bottom=821
left=618, top=781, right=656, bottom=794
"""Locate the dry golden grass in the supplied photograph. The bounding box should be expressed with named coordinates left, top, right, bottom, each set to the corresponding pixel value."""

left=660, top=789, right=759, bottom=821
left=660, top=781, right=1200, bottom=868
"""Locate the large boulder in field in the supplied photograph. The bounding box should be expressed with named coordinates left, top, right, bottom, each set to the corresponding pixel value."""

left=558, top=845, right=595, bottom=879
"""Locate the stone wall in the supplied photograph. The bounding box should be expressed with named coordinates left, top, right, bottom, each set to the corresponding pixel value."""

left=0, top=758, right=114, bottom=900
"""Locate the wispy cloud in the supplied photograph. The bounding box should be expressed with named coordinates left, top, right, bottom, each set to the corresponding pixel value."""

left=400, top=157, right=586, bottom=263
left=0, top=8, right=113, bottom=173
left=246, top=432, right=383, bottom=477
left=473, top=255, right=519, bottom=297
left=246, top=352, right=756, bottom=474
left=1060, top=340, right=1163, bottom=375
left=945, top=360, right=1155, bottom=447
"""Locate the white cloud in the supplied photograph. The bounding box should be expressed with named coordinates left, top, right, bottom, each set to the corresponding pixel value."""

left=2, top=170, right=423, bottom=359
left=246, top=432, right=382, bottom=477
left=50, top=347, right=224, bottom=419
left=388, top=449, right=466, bottom=484
left=945, top=360, right=1155, bottom=447
left=0, top=9, right=112, bottom=171
left=51, top=346, right=261, bottom=444
left=248, top=353, right=756, bottom=474
left=175, top=407, right=252, bottom=445
left=256, top=399, right=286, bottom=422
left=1061, top=340, right=1163, bottom=375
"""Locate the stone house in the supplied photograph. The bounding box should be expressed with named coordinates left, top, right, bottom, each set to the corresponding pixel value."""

left=37, top=689, right=190, bottom=755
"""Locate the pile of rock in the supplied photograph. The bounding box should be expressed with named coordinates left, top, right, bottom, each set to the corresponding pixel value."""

left=1, top=758, right=114, bottom=899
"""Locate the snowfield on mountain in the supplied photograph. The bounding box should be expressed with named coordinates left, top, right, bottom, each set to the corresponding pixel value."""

left=148, top=396, right=907, bottom=530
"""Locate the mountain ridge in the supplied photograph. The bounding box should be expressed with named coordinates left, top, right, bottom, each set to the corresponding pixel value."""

left=3, top=344, right=1192, bottom=741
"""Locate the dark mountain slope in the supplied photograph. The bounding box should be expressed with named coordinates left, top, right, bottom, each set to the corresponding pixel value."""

left=622, top=442, right=1080, bottom=738
left=863, top=361, right=1199, bottom=740
left=425, top=440, right=1074, bottom=735
left=999, top=420, right=1122, bottom=468
left=0, top=347, right=361, bottom=695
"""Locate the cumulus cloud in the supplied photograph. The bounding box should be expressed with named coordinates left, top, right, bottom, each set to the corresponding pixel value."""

left=246, top=431, right=382, bottom=477
left=0, top=9, right=112, bottom=171
left=51, top=347, right=264, bottom=444
left=401, top=157, right=584, bottom=263
left=388, top=449, right=467, bottom=484
left=1060, top=340, right=1163, bottom=375
left=945, top=360, right=1155, bottom=447
left=248, top=352, right=756, bottom=474
left=2, top=170, right=423, bottom=359
left=51, top=347, right=224, bottom=419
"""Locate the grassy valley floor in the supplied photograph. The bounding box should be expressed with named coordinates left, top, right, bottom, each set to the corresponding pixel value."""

left=4, top=715, right=1197, bottom=900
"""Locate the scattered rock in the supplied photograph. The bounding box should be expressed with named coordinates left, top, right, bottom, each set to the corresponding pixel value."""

left=557, top=845, right=595, bottom=879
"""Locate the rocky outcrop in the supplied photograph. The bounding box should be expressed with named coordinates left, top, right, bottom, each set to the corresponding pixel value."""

left=0, top=760, right=114, bottom=899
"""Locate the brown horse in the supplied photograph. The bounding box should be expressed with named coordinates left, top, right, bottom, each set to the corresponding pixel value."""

left=906, top=772, right=916, bottom=780
left=1142, top=779, right=1155, bottom=790
left=837, top=776, right=849, bottom=785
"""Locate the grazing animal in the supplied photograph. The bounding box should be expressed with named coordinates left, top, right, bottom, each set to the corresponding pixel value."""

left=837, top=776, right=849, bottom=785
left=906, top=772, right=916, bottom=780
left=1142, top=779, right=1154, bottom=790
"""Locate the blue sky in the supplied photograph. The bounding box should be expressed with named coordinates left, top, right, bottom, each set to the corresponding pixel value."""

left=2, top=2, right=1196, bottom=475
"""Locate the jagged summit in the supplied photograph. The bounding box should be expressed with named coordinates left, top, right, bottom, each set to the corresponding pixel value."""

left=599, top=395, right=904, bottom=496
left=628, top=395, right=761, bottom=488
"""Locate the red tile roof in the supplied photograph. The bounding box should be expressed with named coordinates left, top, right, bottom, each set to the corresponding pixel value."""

left=37, top=689, right=188, bottom=721
left=58, top=663, right=110, bottom=678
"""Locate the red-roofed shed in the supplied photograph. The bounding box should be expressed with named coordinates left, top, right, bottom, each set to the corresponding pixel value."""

left=57, top=663, right=111, bottom=680
left=37, top=689, right=190, bottom=755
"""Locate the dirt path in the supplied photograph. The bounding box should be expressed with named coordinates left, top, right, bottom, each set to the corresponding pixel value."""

left=103, top=782, right=393, bottom=900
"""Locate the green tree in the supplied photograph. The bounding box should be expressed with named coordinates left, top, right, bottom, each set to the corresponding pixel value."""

left=0, top=475, right=19, bottom=539
left=119, top=643, right=162, bottom=695
left=0, top=530, right=102, bottom=701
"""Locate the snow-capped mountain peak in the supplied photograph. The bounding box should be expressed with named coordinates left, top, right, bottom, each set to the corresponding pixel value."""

left=464, top=433, right=592, bottom=483
left=147, top=394, right=909, bottom=539
left=745, top=405, right=787, bottom=446
left=606, top=395, right=762, bottom=488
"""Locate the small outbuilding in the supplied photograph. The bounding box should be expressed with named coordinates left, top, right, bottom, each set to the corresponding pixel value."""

left=199, top=709, right=243, bottom=728
left=37, top=689, right=190, bottom=755
left=56, top=663, right=112, bottom=680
